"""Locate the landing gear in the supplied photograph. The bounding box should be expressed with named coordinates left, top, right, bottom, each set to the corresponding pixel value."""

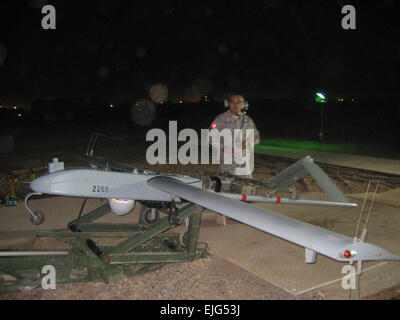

left=168, top=200, right=181, bottom=227
left=29, top=210, right=45, bottom=225
left=141, top=207, right=160, bottom=225
left=24, top=192, right=45, bottom=225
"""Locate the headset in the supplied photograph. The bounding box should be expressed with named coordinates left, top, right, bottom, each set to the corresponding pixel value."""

left=224, top=94, right=250, bottom=114
left=224, top=94, right=250, bottom=129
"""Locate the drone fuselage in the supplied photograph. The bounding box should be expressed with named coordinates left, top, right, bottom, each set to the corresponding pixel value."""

left=30, top=168, right=201, bottom=203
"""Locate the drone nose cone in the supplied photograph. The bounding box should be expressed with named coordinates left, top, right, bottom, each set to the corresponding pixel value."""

left=30, top=175, right=51, bottom=193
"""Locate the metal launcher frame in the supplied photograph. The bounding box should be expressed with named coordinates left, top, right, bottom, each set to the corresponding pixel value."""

left=0, top=201, right=208, bottom=294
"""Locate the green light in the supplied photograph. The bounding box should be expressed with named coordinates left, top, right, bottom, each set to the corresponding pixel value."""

left=315, top=92, right=327, bottom=103
left=255, top=139, right=358, bottom=153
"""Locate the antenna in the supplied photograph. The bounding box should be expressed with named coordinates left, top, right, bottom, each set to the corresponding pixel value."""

left=86, top=132, right=126, bottom=156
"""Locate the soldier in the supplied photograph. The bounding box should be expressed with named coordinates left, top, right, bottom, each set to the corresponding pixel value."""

left=209, top=94, right=260, bottom=225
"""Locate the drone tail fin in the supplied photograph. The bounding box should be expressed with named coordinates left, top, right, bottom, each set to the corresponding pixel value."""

left=268, top=156, right=350, bottom=203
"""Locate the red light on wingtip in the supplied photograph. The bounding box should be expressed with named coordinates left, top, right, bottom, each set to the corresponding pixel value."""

left=211, top=122, right=217, bottom=129
left=344, top=250, right=352, bottom=259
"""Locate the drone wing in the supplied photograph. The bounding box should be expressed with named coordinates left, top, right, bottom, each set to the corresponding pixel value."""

left=147, top=176, right=400, bottom=264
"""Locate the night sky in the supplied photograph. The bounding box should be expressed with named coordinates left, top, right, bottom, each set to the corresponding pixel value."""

left=1, top=0, right=399, bottom=105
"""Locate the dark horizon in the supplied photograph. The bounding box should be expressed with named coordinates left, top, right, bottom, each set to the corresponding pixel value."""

left=0, top=0, right=399, bottom=106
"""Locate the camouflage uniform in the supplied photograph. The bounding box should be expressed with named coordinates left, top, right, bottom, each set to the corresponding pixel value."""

left=210, top=110, right=260, bottom=225
left=210, top=110, right=260, bottom=178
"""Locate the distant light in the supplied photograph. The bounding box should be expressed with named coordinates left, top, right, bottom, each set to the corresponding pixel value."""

left=179, top=100, right=182, bottom=104
left=315, top=92, right=327, bottom=103
left=211, top=122, right=217, bottom=129
left=110, top=104, right=114, bottom=108
left=17, top=113, right=22, bottom=117
left=13, top=106, right=17, bottom=110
